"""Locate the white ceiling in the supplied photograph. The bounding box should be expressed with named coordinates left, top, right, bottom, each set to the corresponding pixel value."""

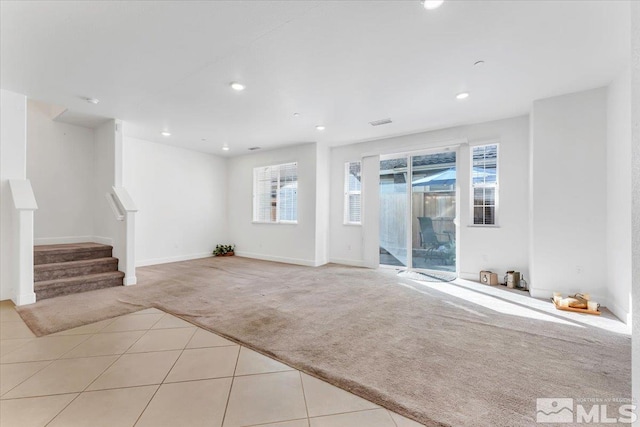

left=0, top=1, right=630, bottom=156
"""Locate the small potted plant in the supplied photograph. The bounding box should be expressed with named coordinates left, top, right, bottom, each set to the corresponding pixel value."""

left=213, top=244, right=235, bottom=257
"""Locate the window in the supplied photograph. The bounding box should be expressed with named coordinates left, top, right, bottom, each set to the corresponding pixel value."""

left=344, top=161, right=362, bottom=224
left=253, top=162, right=298, bottom=223
left=471, top=144, right=498, bottom=225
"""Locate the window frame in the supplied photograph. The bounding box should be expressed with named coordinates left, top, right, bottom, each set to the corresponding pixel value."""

left=343, top=161, right=362, bottom=226
left=252, top=162, right=298, bottom=225
left=469, top=143, right=499, bottom=227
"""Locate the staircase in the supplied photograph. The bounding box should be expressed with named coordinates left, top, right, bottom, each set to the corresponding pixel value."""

left=34, top=243, right=125, bottom=300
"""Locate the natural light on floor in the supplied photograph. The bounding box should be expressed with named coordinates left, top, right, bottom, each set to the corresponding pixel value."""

left=399, top=277, right=630, bottom=335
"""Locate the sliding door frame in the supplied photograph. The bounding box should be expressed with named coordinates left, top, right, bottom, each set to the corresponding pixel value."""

left=379, top=144, right=460, bottom=274
left=362, top=155, right=381, bottom=269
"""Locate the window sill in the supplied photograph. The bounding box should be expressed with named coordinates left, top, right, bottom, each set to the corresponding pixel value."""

left=467, top=224, right=500, bottom=228
left=343, top=222, right=362, bottom=227
left=252, top=221, right=298, bottom=225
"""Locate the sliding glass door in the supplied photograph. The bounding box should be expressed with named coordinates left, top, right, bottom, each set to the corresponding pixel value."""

left=380, top=150, right=457, bottom=273
left=410, top=153, right=456, bottom=272
left=379, top=157, right=408, bottom=267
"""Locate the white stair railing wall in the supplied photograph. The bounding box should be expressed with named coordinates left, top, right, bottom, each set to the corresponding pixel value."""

left=8, top=179, right=38, bottom=305
left=107, top=186, right=138, bottom=286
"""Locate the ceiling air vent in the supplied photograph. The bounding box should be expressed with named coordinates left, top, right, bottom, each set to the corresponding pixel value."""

left=248, top=146, right=261, bottom=151
left=369, top=118, right=392, bottom=127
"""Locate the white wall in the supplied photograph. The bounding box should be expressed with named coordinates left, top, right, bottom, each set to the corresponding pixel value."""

left=315, top=144, right=330, bottom=265
left=93, top=120, right=119, bottom=247
left=329, top=115, right=530, bottom=279
left=123, top=137, right=228, bottom=266
left=27, top=100, right=95, bottom=243
left=606, top=66, right=632, bottom=324
left=529, top=88, right=608, bottom=303
left=227, top=143, right=319, bottom=266
left=0, top=89, right=27, bottom=301
left=630, top=1, right=639, bottom=414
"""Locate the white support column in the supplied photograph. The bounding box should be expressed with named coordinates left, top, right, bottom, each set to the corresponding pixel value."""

left=361, top=155, right=380, bottom=269
left=9, top=179, right=38, bottom=306
left=15, top=209, right=36, bottom=305
left=111, top=186, right=138, bottom=285
left=123, top=211, right=136, bottom=285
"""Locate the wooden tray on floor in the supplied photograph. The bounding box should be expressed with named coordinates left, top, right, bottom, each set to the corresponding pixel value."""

left=552, top=299, right=601, bottom=315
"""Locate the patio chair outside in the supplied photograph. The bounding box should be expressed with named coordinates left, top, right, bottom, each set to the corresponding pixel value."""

left=418, top=216, right=452, bottom=264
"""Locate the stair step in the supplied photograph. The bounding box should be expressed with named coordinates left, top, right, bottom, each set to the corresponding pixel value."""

left=34, top=243, right=113, bottom=265
left=34, top=257, right=119, bottom=282
left=35, top=271, right=125, bottom=301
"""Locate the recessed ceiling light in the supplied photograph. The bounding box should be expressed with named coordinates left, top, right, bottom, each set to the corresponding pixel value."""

left=230, top=82, right=245, bottom=91
left=316, top=125, right=326, bottom=131
left=85, top=97, right=100, bottom=104
left=474, top=60, right=485, bottom=67
left=161, top=131, right=171, bottom=137
left=293, top=113, right=300, bottom=117
left=456, top=92, right=470, bottom=100
left=222, top=146, right=230, bottom=151
left=421, top=0, right=444, bottom=10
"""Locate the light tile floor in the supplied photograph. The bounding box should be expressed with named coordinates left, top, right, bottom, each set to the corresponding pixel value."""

left=0, top=300, right=424, bottom=427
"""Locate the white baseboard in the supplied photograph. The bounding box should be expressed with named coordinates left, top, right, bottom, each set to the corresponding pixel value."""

left=315, top=257, right=328, bottom=267
left=528, top=288, right=553, bottom=299
left=234, top=251, right=318, bottom=267
left=92, top=236, right=114, bottom=246
left=607, top=298, right=631, bottom=324
left=123, top=276, right=137, bottom=286
left=136, top=252, right=213, bottom=267
left=34, top=235, right=95, bottom=245
left=13, top=292, right=36, bottom=306
left=328, top=257, right=367, bottom=268
left=459, top=272, right=479, bottom=281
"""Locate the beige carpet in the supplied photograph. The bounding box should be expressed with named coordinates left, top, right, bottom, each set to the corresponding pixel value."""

left=16, top=257, right=631, bottom=427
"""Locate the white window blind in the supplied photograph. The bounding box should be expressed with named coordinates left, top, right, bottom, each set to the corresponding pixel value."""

left=344, top=161, right=362, bottom=224
left=253, top=162, right=298, bottom=223
left=471, top=144, right=498, bottom=225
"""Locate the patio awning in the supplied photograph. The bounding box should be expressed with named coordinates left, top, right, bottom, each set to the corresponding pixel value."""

left=411, top=167, right=495, bottom=186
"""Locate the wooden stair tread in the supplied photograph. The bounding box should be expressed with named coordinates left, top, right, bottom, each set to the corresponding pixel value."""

left=33, top=242, right=124, bottom=300
left=34, top=243, right=112, bottom=253
left=35, top=271, right=125, bottom=288
left=34, top=257, right=117, bottom=272
left=34, top=243, right=113, bottom=265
